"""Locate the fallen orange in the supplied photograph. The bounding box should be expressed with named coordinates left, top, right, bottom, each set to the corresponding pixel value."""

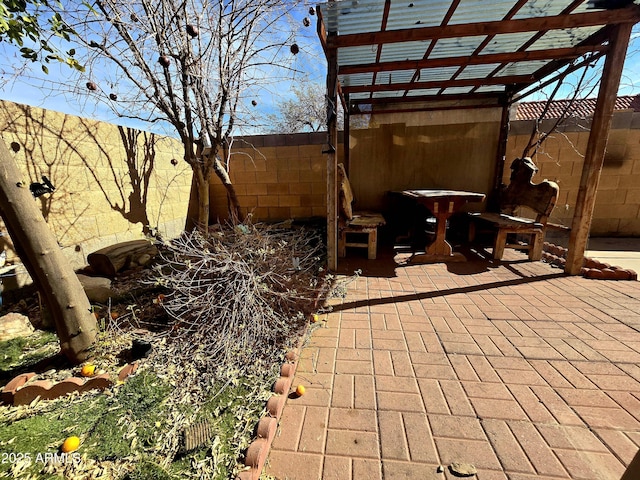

left=295, top=384, right=306, bottom=396
left=311, top=314, right=319, bottom=323
left=61, top=436, right=80, bottom=453
left=80, top=364, right=96, bottom=377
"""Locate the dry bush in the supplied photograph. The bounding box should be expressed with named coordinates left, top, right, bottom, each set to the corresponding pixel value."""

left=152, top=221, right=327, bottom=372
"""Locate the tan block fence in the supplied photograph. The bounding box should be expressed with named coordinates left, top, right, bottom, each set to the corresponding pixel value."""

left=205, top=132, right=341, bottom=223
left=1, top=100, right=638, bottom=289
left=211, top=110, right=640, bottom=239
left=507, top=110, right=640, bottom=236
left=0, top=100, right=192, bottom=287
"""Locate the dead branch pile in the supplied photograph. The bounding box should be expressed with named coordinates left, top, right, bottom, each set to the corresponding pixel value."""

left=152, top=221, right=326, bottom=372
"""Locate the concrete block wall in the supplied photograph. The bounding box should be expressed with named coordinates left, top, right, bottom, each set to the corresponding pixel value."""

left=216, top=111, right=640, bottom=237
left=506, top=110, right=640, bottom=236
left=208, top=133, right=342, bottom=222
left=0, top=100, right=192, bottom=286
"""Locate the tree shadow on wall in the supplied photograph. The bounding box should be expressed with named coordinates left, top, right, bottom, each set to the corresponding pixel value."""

left=83, top=123, right=156, bottom=236
left=0, top=103, right=166, bottom=254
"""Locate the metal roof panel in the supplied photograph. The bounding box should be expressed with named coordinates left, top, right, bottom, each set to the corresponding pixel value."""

left=429, top=35, right=487, bottom=58
left=375, top=69, right=418, bottom=84
left=321, top=0, right=385, bottom=34
left=529, top=26, right=602, bottom=50
left=447, top=0, right=523, bottom=24
left=316, top=0, right=639, bottom=109
left=338, top=72, right=374, bottom=87
left=338, top=45, right=378, bottom=65
left=418, top=66, right=460, bottom=81
left=385, top=1, right=451, bottom=30
left=379, top=40, right=432, bottom=62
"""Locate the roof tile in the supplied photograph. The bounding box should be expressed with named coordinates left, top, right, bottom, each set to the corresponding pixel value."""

left=514, top=94, right=640, bottom=120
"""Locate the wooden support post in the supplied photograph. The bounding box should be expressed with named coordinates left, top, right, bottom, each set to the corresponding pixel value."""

left=565, top=23, right=633, bottom=275
left=327, top=44, right=339, bottom=272
left=490, top=95, right=512, bottom=212
left=344, top=93, right=351, bottom=174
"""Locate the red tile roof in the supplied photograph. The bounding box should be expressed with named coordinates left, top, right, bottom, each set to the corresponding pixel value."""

left=514, top=94, right=640, bottom=121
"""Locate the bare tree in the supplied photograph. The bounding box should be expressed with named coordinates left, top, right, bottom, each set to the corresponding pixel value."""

left=267, top=81, right=374, bottom=133
left=36, top=0, right=307, bottom=228
left=520, top=57, right=601, bottom=159
left=267, top=83, right=333, bottom=133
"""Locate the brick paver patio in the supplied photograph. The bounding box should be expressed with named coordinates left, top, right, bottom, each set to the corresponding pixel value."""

left=264, top=249, right=640, bottom=480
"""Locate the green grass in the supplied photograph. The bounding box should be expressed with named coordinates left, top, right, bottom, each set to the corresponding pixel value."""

left=166, top=371, right=278, bottom=480
left=0, top=369, right=172, bottom=478
left=0, top=366, right=277, bottom=479
left=127, top=460, right=173, bottom=480
left=0, top=331, right=59, bottom=375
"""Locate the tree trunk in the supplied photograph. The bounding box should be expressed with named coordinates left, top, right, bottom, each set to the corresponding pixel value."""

left=194, top=168, right=210, bottom=231
left=212, top=156, right=241, bottom=223
left=0, top=139, right=97, bottom=364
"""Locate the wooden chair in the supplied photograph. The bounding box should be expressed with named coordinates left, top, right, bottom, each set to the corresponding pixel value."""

left=469, top=157, right=559, bottom=261
left=337, top=163, right=386, bottom=260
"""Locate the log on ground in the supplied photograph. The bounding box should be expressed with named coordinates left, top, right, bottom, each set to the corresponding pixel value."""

left=88, top=240, right=158, bottom=276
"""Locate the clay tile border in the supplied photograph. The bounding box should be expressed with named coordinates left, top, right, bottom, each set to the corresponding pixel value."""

left=235, top=324, right=309, bottom=480
left=543, top=242, right=638, bottom=281
left=1, top=362, right=139, bottom=406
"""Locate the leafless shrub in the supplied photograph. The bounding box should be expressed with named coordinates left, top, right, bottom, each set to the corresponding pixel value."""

left=152, top=220, right=327, bottom=372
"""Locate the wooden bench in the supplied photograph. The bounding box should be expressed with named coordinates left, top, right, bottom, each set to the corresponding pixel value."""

left=469, top=157, right=559, bottom=261
left=337, top=164, right=386, bottom=260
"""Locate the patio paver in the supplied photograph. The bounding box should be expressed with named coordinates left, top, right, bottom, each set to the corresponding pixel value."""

left=264, top=250, right=640, bottom=479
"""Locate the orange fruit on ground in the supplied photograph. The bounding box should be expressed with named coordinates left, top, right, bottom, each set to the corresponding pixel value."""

left=80, top=364, right=96, bottom=377
left=311, top=314, right=319, bottom=323
left=295, top=384, right=306, bottom=396
left=61, top=436, right=80, bottom=453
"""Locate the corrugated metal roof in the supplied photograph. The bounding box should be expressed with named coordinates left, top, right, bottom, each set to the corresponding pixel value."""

left=514, top=94, right=640, bottom=120
left=316, top=0, right=640, bottom=113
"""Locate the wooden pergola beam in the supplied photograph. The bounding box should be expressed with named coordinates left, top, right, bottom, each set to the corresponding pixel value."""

left=342, top=74, right=532, bottom=94
left=339, top=45, right=607, bottom=76
left=318, top=0, right=639, bottom=273
left=349, top=92, right=503, bottom=109
left=327, top=5, right=640, bottom=49
left=565, top=22, right=634, bottom=275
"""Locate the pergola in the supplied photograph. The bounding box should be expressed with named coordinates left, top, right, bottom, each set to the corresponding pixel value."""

left=315, top=0, right=640, bottom=273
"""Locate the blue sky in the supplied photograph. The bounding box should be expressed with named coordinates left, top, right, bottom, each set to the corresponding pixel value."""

left=1, top=15, right=638, bottom=137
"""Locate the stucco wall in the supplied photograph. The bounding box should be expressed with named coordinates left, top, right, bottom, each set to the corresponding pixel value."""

left=0, top=100, right=192, bottom=286
left=349, top=107, right=502, bottom=213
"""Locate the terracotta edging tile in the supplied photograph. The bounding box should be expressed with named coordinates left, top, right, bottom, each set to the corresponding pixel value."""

left=1, top=362, right=139, bottom=406
left=236, top=319, right=310, bottom=480
left=543, top=242, right=637, bottom=280
left=0, top=372, right=35, bottom=404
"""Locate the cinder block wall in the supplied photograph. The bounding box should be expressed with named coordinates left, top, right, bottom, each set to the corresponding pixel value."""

left=0, top=100, right=192, bottom=286
left=214, top=110, right=640, bottom=237
left=506, top=110, right=640, bottom=236
left=208, top=132, right=342, bottom=222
